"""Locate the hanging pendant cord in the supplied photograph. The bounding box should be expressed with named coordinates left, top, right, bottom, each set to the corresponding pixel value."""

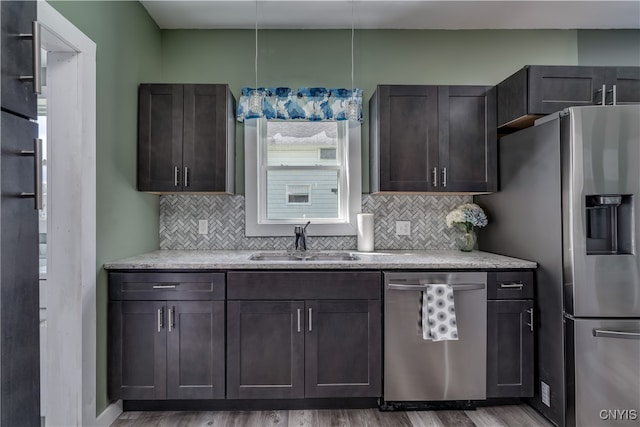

left=255, top=0, right=258, bottom=89
left=351, top=0, right=354, bottom=93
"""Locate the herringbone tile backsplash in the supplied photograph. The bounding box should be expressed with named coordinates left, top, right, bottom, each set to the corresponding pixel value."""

left=160, top=194, right=472, bottom=250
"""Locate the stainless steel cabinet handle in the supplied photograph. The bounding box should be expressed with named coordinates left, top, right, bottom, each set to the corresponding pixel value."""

left=525, top=308, right=534, bottom=332
left=387, top=283, right=485, bottom=292
left=174, top=166, right=180, bottom=187
left=19, top=138, right=43, bottom=210
left=432, top=167, right=438, bottom=187
left=606, top=84, right=617, bottom=105
left=595, top=84, right=606, bottom=106
left=500, top=282, right=524, bottom=289
left=157, top=308, right=163, bottom=332
left=152, top=284, right=177, bottom=289
left=308, top=307, right=313, bottom=332
left=184, top=167, right=189, bottom=187
left=297, top=308, right=301, bottom=333
left=168, top=307, right=174, bottom=332
left=593, top=329, right=640, bottom=340
left=442, top=167, right=447, bottom=188
left=18, top=22, right=42, bottom=94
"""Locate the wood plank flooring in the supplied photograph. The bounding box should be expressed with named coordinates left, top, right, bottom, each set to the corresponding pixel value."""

left=112, top=405, right=553, bottom=427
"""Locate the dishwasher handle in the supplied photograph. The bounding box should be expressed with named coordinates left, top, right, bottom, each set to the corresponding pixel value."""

left=387, top=283, right=485, bottom=292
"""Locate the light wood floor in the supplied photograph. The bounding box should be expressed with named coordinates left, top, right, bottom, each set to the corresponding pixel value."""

left=112, top=405, right=553, bottom=427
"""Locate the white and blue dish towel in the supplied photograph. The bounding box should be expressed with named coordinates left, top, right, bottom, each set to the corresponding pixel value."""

left=422, top=284, right=459, bottom=341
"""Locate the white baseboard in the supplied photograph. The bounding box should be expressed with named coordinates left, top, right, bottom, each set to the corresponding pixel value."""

left=91, top=401, right=122, bottom=427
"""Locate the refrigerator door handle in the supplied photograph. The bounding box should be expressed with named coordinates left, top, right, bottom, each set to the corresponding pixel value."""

left=593, top=329, right=640, bottom=340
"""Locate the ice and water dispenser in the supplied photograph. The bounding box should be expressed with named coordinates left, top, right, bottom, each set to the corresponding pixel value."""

left=585, top=195, right=633, bottom=255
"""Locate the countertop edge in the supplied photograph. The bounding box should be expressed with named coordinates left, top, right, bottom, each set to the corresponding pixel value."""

left=103, top=250, right=537, bottom=270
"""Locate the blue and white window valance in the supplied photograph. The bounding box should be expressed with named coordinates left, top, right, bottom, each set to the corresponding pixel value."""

left=236, top=87, right=363, bottom=122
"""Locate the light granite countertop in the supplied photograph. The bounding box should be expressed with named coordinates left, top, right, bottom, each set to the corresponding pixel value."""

left=104, top=250, right=536, bottom=270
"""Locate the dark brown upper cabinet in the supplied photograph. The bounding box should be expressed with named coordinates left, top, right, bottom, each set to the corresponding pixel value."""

left=138, top=84, right=235, bottom=193
left=370, top=85, right=496, bottom=194
left=497, top=65, right=640, bottom=132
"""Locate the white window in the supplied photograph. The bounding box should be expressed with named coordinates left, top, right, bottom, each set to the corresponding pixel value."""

left=286, top=184, right=311, bottom=205
left=245, top=118, right=361, bottom=236
left=319, top=147, right=337, bottom=160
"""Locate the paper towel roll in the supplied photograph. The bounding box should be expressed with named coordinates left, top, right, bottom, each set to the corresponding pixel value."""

left=357, top=213, right=374, bottom=252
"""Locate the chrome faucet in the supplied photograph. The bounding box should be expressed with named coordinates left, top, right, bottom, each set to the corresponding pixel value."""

left=294, top=221, right=311, bottom=251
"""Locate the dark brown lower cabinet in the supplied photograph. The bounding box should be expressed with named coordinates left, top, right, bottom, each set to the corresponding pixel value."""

left=109, top=300, right=225, bottom=400
left=226, top=300, right=305, bottom=399
left=486, top=299, right=534, bottom=398
left=305, top=300, right=381, bottom=398
left=226, top=299, right=381, bottom=399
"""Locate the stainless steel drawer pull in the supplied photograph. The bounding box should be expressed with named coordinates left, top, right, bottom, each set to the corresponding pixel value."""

left=432, top=167, right=438, bottom=187
left=593, top=329, right=640, bottom=340
left=152, top=284, right=177, bottom=289
left=387, top=283, right=485, bottom=292
left=157, top=308, right=163, bottom=332
left=184, top=167, right=189, bottom=187
left=442, top=167, right=447, bottom=188
left=174, top=166, right=180, bottom=187
left=500, top=282, right=524, bottom=289
left=18, top=21, right=42, bottom=94
left=297, top=308, right=301, bottom=333
left=308, top=307, right=313, bottom=332
left=525, top=308, right=533, bottom=332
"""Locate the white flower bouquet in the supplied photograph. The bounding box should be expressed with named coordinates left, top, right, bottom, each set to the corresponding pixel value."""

left=446, top=203, right=488, bottom=233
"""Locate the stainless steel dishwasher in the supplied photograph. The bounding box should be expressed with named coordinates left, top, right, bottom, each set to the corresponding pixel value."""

left=383, top=272, right=487, bottom=403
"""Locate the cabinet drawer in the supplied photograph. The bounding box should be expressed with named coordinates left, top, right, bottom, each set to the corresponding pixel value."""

left=487, top=271, right=534, bottom=300
left=227, top=271, right=381, bottom=300
left=109, top=272, right=225, bottom=301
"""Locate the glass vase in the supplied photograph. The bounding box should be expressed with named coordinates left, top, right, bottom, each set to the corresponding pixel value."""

left=456, top=229, right=477, bottom=252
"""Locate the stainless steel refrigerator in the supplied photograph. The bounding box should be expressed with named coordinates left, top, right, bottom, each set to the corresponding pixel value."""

left=477, top=105, right=640, bottom=427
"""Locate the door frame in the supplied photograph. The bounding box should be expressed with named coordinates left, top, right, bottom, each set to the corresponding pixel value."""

left=37, top=2, right=120, bottom=426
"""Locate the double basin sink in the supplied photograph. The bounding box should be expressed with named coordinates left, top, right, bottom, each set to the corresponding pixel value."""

left=249, top=252, right=359, bottom=262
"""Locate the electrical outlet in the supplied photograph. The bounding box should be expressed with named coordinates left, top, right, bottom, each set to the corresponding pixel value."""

left=198, top=219, right=208, bottom=235
left=541, top=381, right=550, bottom=407
left=395, top=220, right=411, bottom=236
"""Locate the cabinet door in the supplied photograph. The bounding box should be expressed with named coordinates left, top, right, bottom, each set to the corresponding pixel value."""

left=305, top=300, right=381, bottom=398
left=166, top=301, right=225, bottom=399
left=1, top=112, right=40, bottom=426
left=487, top=300, right=534, bottom=398
left=138, top=84, right=183, bottom=192
left=108, top=301, right=167, bottom=400
left=607, top=67, right=640, bottom=105
left=438, top=86, right=497, bottom=192
left=528, top=66, right=606, bottom=114
left=182, top=84, right=231, bottom=192
left=374, top=85, right=439, bottom=191
left=227, top=301, right=305, bottom=399
left=1, top=0, right=37, bottom=119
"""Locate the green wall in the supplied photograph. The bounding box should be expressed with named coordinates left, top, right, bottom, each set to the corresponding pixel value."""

left=577, top=29, right=640, bottom=66
left=44, top=1, right=640, bottom=416
left=161, top=29, right=579, bottom=193
left=49, top=0, right=163, bottom=415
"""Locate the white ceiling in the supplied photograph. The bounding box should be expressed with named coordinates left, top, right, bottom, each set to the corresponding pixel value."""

left=140, top=0, right=640, bottom=30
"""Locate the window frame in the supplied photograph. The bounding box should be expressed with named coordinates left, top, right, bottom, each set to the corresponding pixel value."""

left=245, top=118, right=361, bottom=237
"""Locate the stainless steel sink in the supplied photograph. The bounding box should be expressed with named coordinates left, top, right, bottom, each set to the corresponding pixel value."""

left=249, top=252, right=359, bottom=261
